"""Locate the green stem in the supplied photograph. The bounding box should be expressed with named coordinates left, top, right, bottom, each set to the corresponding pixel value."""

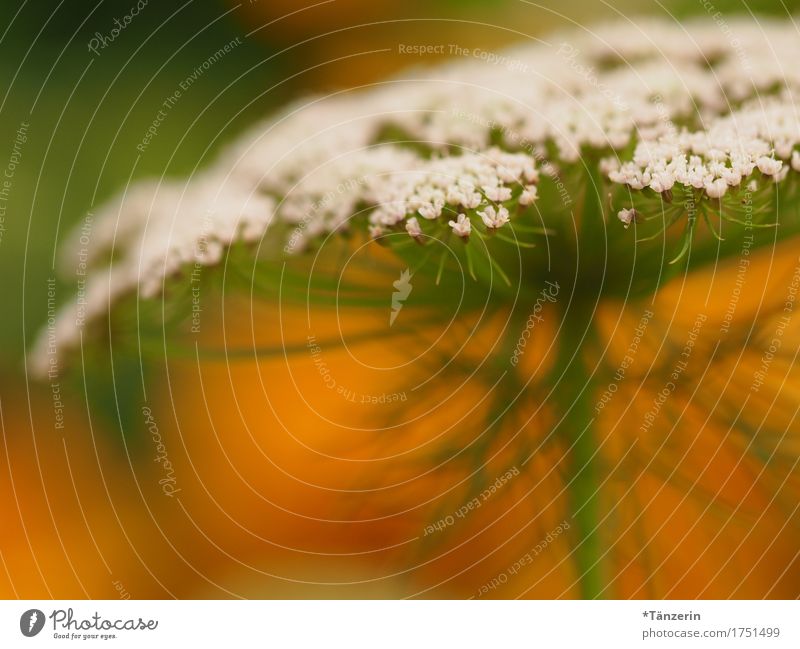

left=555, top=313, right=606, bottom=599
left=555, top=163, right=607, bottom=598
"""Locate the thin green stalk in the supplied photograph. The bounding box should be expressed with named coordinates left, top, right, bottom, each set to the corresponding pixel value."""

left=557, top=163, right=607, bottom=599
left=555, top=314, right=606, bottom=599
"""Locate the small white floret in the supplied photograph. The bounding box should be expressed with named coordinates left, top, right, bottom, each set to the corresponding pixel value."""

left=519, top=185, right=539, bottom=205
left=757, top=156, right=782, bottom=176
left=478, top=205, right=510, bottom=229
left=448, top=213, right=472, bottom=238
left=705, top=178, right=728, bottom=198
left=617, top=208, right=639, bottom=229
left=405, top=217, right=423, bottom=239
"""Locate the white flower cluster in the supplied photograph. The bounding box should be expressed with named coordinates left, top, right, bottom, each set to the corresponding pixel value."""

left=607, top=98, right=800, bottom=200
left=37, top=173, right=275, bottom=373
left=366, top=148, right=539, bottom=239
left=32, top=17, right=800, bottom=374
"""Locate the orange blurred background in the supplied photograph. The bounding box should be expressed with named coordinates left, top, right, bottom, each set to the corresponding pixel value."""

left=2, top=0, right=799, bottom=599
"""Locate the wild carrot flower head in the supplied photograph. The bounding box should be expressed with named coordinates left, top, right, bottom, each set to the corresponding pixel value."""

left=29, top=16, right=800, bottom=599
left=33, top=17, right=800, bottom=371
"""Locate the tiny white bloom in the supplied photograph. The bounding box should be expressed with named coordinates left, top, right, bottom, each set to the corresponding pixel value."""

left=757, top=156, right=782, bottom=176
left=599, top=157, right=620, bottom=175
left=478, top=205, right=510, bottom=229
left=721, top=168, right=742, bottom=186
left=462, top=192, right=483, bottom=209
left=482, top=185, right=512, bottom=202
left=649, top=173, right=675, bottom=193
left=519, top=185, right=539, bottom=205
left=405, top=216, right=423, bottom=239
left=418, top=202, right=442, bottom=220
left=448, top=213, right=472, bottom=238
left=496, top=166, right=517, bottom=183
left=791, top=150, right=800, bottom=172
left=617, top=208, right=639, bottom=229
left=369, top=224, right=385, bottom=238
left=522, top=165, right=539, bottom=184
left=627, top=177, right=645, bottom=190
left=446, top=187, right=466, bottom=205
left=705, top=178, right=728, bottom=198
